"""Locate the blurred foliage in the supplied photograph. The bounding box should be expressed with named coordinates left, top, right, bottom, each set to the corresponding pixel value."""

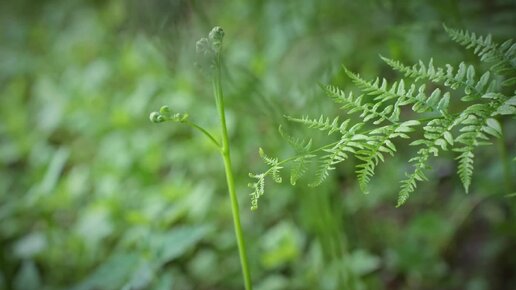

left=0, top=0, right=515, bottom=290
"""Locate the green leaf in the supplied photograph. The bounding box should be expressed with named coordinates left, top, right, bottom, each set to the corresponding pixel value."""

left=496, top=104, right=516, bottom=115
left=437, top=92, right=450, bottom=111
left=427, top=88, right=441, bottom=107
left=485, top=118, right=502, bottom=138
left=434, top=139, right=447, bottom=150
left=443, top=131, right=454, bottom=145
left=384, top=139, right=397, bottom=152
left=351, top=134, right=369, bottom=141
left=401, top=120, right=421, bottom=127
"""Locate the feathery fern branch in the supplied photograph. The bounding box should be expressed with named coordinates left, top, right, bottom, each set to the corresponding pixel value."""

left=250, top=26, right=515, bottom=210
left=444, top=25, right=516, bottom=74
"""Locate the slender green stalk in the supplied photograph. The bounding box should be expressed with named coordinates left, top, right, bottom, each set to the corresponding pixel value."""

left=213, top=53, right=253, bottom=290
left=184, top=120, right=221, bottom=148
left=151, top=27, right=253, bottom=289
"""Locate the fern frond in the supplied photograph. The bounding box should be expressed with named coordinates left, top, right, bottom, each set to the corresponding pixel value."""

left=308, top=123, right=364, bottom=187
left=355, top=121, right=420, bottom=194
left=344, top=66, right=453, bottom=115
left=355, top=128, right=394, bottom=194
left=259, top=148, right=283, bottom=183
left=285, top=115, right=349, bottom=135
left=278, top=125, right=313, bottom=152
left=248, top=173, right=265, bottom=211
left=309, top=145, right=343, bottom=187
left=248, top=148, right=287, bottom=210
left=277, top=125, right=316, bottom=185
left=444, top=25, right=516, bottom=73
left=398, top=117, right=456, bottom=205
left=343, top=67, right=409, bottom=104
left=250, top=26, right=515, bottom=210
left=344, top=67, right=412, bottom=112
left=322, top=84, right=398, bottom=124
left=290, top=155, right=314, bottom=185
left=422, top=118, right=456, bottom=151
left=455, top=150, right=474, bottom=193
left=398, top=149, right=430, bottom=206
left=381, top=57, right=496, bottom=99
left=453, top=98, right=507, bottom=192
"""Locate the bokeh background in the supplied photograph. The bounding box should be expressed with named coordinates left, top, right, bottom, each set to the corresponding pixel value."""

left=1, top=0, right=516, bottom=289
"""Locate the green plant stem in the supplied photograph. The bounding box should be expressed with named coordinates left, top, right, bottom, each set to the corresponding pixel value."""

left=184, top=120, right=221, bottom=148
left=213, top=56, right=253, bottom=290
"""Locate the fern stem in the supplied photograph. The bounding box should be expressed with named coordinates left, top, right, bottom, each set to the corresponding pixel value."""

left=213, top=54, right=253, bottom=290
left=184, top=120, right=221, bottom=148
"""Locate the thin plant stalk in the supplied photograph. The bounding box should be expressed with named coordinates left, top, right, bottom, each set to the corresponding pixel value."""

left=150, top=27, right=253, bottom=290
left=212, top=53, right=253, bottom=290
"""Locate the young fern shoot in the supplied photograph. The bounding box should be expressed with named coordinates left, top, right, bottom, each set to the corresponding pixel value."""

left=150, top=27, right=253, bottom=290
left=250, top=26, right=515, bottom=210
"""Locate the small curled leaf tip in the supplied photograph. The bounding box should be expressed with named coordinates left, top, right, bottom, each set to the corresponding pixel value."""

left=149, top=111, right=164, bottom=123
left=149, top=106, right=188, bottom=124
left=209, top=26, right=225, bottom=42
left=159, top=105, right=171, bottom=116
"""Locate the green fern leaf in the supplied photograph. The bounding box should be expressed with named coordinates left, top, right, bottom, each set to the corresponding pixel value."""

left=398, top=149, right=430, bottom=207
left=290, top=155, right=313, bottom=185
left=381, top=57, right=496, bottom=99
left=444, top=25, right=516, bottom=73
left=250, top=26, right=515, bottom=210
left=248, top=173, right=265, bottom=211
left=259, top=148, right=283, bottom=183
left=286, top=115, right=348, bottom=135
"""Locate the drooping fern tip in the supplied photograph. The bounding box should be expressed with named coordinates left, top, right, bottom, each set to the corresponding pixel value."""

left=249, top=25, right=515, bottom=211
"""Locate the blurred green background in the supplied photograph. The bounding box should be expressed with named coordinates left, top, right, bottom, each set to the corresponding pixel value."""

left=1, top=0, right=515, bottom=289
